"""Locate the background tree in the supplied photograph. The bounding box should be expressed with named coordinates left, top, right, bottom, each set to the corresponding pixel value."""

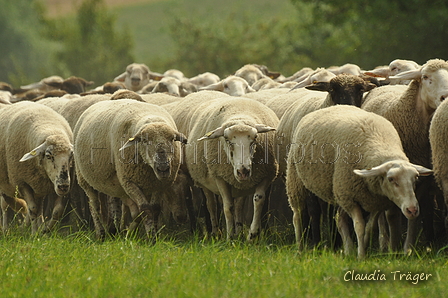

left=0, top=0, right=52, bottom=85
left=289, top=0, right=448, bottom=68
left=45, top=0, right=135, bottom=86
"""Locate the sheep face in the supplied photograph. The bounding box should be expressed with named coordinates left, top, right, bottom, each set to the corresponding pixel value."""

left=199, top=123, right=275, bottom=182
left=390, top=59, right=448, bottom=109
left=120, top=124, right=187, bottom=181
left=306, top=74, right=377, bottom=107
left=354, top=160, right=433, bottom=220
left=127, top=63, right=151, bottom=91
left=420, top=67, right=448, bottom=109
left=20, top=137, right=73, bottom=196
left=152, top=77, right=181, bottom=96
left=234, top=65, right=264, bottom=86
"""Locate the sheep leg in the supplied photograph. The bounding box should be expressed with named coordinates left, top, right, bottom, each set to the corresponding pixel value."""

left=364, top=211, right=380, bottom=249
left=215, top=178, right=235, bottom=240
left=336, top=208, right=354, bottom=255
left=202, top=188, right=220, bottom=237
left=385, top=207, right=402, bottom=252
left=78, top=177, right=106, bottom=239
left=377, top=212, right=390, bottom=252
left=348, top=204, right=366, bottom=259
left=20, top=184, right=43, bottom=234
left=107, top=196, right=122, bottom=235
left=247, top=177, right=271, bottom=241
left=123, top=182, right=159, bottom=238
left=234, top=196, right=245, bottom=237
left=44, top=195, right=67, bottom=232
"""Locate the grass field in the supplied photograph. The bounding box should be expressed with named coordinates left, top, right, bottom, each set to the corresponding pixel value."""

left=1, top=228, right=447, bottom=298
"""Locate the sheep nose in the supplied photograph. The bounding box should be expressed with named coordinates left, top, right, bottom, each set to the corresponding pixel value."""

left=57, top=184, right=69, bottom=194
left=236, top=167, right=251, bottom=180
left=441, top=94, right=448, bottom=101
left=406, top=206, right=419, bottom=218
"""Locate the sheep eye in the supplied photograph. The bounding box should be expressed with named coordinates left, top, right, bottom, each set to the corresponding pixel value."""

left=423, top=75, right=429, bottom=80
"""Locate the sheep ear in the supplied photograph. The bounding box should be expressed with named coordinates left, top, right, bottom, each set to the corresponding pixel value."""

left=119, top=136, right=139, bottom=151
left=198, top=126, right=225, bottom=141
left=389, top=68, right=422, bottom=81
left=175, top=132, right=188, bottom=144
left=20, top=142, right=47, bottom=162
left=114, top=72, right=127, bottom=82
left=199, top=82, right=224, bottom=92
left=305, top=81, right=331, bottom=92
left=354, top=163, right=392, bottom=177
left=254, top=124, right=276, bottom=134
left=364, top=67, right=390, bottom=78
left=363, top=82, right=378, bottom=92
left=412, top=164, right=433, bottom=176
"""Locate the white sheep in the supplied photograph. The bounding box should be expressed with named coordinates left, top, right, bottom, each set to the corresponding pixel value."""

left=242, top=88, right=290, bottom=105
left=364, top=59, right=421, bottom=85
left=185, top=97, right=279, bottom=240
left=290, top=68, right=336, bottom=90
left=73, top=99, right=188, bottom=239
left=0, top=101, right=73, bottom=233
left=429, top=98, right=448, bottom=241
left=286, top=105, right=432, bottom=259
left=149, top=77, right=197, bottom=97
left=234, top=64, right=266, bottom=86
left=362, top=58, right=448, bottom=251
left=187, top=72, right=220, bottom=88
left=327, top=63, right=362, bottom=76
left=114, top=63, right=163, bottom=92
left=199, top=75, right=256, bottom=96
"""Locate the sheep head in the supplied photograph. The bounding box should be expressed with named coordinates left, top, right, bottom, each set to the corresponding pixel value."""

left=20, top=135, right=73, bottom=196
left=120, top=123, right=187, bottom=180
left=389, top=59, right=448, bottom=110
left=114, top=63, right=163, bottom=92
left=354, top=160, right=433, bottom=220
left=198, top=123, right=275, bottom=182
left=199, top=76, right=255, bottom=96
left=305, top=74, right=377, bottom=107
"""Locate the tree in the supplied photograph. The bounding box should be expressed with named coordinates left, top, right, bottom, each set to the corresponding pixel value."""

left=45, top=0, right=135, bottom=86
left=0, top=0, right=52, bottom=85
left=289, top=0, right=448, bottom=68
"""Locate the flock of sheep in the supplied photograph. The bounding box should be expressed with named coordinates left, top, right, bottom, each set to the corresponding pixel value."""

left=0, top=59, right=448, bottom=259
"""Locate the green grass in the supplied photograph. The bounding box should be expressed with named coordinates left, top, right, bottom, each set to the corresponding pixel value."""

left=1, top=229, right=447, bottom=298
left=111, top=0, right=298, bottom=72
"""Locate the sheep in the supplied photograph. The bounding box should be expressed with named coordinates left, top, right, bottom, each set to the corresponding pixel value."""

left=163, top=69, right=187, bottom=81
left=187, top=72, right=220, bottom=88
left=73, top=99, right=188, bottom=239
left=362, top=58, right=448, bottom=251
left=19, top=75, right=64, bottom=93
left=364, top=59, right=421, bottom=85
left=278, top=67, right=313, bottom=83
left=185, top=97, right=279, bottom=240
left=327, top=63, right=362, bottom=76
left=37, top=94, right=81, bottom=113
left=429, top=99, right=448, bottom=240
left=286, top=105, right=433, bottom=259
left=1, top=194, right=28, bottom=231
left=150, top=77, right=197, bottom=97
left=242, top=88, right=290, bottom=105
left=271, top=74, right=376, bottom=246
left=199, top=75, right=256, bottom=96
left=141, top=93, right=180, bottom=106
left=0, top=91, right=12, bottom=105
left=0, top=101, right=73, bottom=233
left=289, top=68, right=336, bottom=90
left=251, top=77, right=281, bottom=91
left=234, top=64, right=266, bottom=86
left=114, top=63, right=163, bottom=92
